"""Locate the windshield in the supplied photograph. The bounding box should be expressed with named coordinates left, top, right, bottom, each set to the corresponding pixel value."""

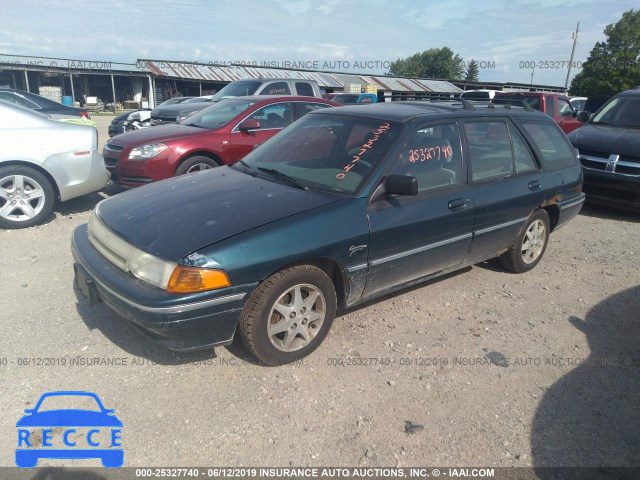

left=182, top=96, right=212, bottom=104
left=591, top=95, right=640, bottom=127
left=36, top=394, right=102, bottom=412
left=493, top=95, right=541, bottom=110
left=181, top=99, right=256, bottom=129
left=239, top=113, right=401, bottom=194
left=211, top=81, right=262, bottom=101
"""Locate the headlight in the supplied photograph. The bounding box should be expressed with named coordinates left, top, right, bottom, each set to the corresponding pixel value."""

left=127, top=250, right=176, bottom=290
left=128, top=143, right=168, bottom=160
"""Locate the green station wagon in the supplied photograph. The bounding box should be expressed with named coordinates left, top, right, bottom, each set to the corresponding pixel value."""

left=72, top=101, right=584, bottom=365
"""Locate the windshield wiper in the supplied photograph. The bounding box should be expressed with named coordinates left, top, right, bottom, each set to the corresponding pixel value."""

left=590, top=121, right=612, bottom=126
left=256, top=167, right=309, bottom=190
left=235, top=160, right=256, bottom=176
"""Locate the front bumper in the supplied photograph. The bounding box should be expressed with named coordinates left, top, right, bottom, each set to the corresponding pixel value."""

left=582, top=169, right=640, bottom=209
left=71, top=224, right=257, bottom=350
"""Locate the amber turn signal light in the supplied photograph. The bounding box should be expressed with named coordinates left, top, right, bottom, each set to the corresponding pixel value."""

left=166, top=267, right=231, bottom=293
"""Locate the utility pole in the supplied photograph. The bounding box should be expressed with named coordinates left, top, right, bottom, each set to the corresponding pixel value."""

left=565, top=22, right=580, bottom=90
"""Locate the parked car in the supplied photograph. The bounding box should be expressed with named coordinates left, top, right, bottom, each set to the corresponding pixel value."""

left=460, top=89, right=498, bottom=101
left=569, top=96, right=587, bottom=112
left=150, top=79, right=322, bottom=125
left=15, top=391, right=123, bottom=468
left=493, top=92, right=582, bottom=133
left=73, top=101, right=584, bottom=365
left=568, top=89, right=640, bottom=210
left=331, top=93, right=377, bottom=104
left=0, top=88, right=91, bottom=120
left=104, top=96, right=337, bottom=187
left=108, top=97, right=194, bottom=137
left=0, top=101, right=110, bottom=229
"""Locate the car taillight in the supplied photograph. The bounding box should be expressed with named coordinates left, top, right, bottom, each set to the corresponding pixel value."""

left=80, top=111, right=91, bottom=120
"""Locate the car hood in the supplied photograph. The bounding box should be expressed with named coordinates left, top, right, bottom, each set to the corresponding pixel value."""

left=97, top=167, right=342, bottom=262
left=17, top=410, right=122, bottom=427
left=152, top=102, right=212, bottom=116
left=107, top=124, right=211, bottom=146
left=569, top=124, right=640, bottom=157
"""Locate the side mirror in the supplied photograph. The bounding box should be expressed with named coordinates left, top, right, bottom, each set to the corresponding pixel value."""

left=385, top=175, right=418, bottom=196
left=577, top=111, right=591, bottom=123
left=238, top=119, right=261, bottom=132
left=24, top=409, right=34, bottom=414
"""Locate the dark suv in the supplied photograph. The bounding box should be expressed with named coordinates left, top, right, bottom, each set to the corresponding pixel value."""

left=72, top=101, right=584, bottom=365
left=568, top=89, right=640, bottom=210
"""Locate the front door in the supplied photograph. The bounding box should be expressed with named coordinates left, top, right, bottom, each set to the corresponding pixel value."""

left=364, top=121, right=474, bottom=298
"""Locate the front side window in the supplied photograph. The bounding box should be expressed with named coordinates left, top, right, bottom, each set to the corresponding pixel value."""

left=464, top=121, right=514, bottom=182
left=245, top=103, right=293, bottom=129
left=239, top=113, right=401, bottom=194
left=389, top=123, right=463, bottom=193
left=558, top=98, right=574, bottom=117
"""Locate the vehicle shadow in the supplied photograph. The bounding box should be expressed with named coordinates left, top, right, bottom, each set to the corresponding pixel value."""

left=39, top=184, right=127, bottom=226
left=579, top=202, right=640, bottom=223
left=10, top=467, right=108, bottom=480
left=531, top=285, right=640, bottom=474
left=73, top=286, right=216, bottom=366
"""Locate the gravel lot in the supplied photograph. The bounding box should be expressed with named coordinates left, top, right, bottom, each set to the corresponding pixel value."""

left=1, top=115, right=638, bottom=470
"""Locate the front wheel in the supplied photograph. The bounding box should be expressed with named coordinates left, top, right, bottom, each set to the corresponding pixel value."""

left=0, top=165, right=55, bottom=229
left=175, top=156, right=219, bottom=176
left=239, top=265, right=337, bottom=365
left=500, top=209, right=550, bottom=273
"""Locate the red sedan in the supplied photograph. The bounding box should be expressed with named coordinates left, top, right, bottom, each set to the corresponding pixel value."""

left=103, top=96, right=337, bottom=188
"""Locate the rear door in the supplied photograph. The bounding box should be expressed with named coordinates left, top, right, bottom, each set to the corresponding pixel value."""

left=364, top=121, right=474, bottom=298
left=462, top=118, right=545, bottom=263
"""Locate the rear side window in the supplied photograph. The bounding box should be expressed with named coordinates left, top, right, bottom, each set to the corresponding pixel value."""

left=545, top=96, right=556, bottom=116
left=518, top=121, right=576, bottom=170
left=463, top=121, right=513, bottom=182
left=261, top=82, right=291, bottom=95
left=295, top=82, right=314, bottom=96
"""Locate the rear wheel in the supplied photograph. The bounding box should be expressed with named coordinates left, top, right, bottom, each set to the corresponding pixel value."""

left=239, top=265, right=337, bottom=365
left=500, top=209, right=550, bottom=273
left=175, top=156, right=219, bottom=176
left=0, top=165, right=55, bottom=229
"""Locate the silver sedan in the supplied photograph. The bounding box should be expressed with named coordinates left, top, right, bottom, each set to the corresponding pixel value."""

left=0, top=101, right=110, bottom=228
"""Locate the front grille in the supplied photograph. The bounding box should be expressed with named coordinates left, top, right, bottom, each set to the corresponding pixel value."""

left=104, top=156, right=118, bottom=168
left=579, top=149, right=640, bottom=177
left=104, top=143, right=125, bottom=152
left=580, top=158, right=607, bottom=171
left=88, top=214, right=135, bottom=272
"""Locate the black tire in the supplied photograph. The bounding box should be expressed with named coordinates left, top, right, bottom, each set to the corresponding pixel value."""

left=239, top=265, right=337, bottom=365
left=0, top=165, right=55, bottom=229
left=174, top=156, right=219, bottom=176
left=500, top=209, right=550, bottom=273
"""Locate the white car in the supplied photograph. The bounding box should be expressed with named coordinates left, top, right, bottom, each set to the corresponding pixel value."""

left=0, top=101, right=110, bottom=229
left=460, top=89, right=498, bottom=101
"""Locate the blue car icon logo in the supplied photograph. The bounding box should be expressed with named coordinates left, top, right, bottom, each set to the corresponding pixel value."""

left=16, top=391, right=123, bottom=468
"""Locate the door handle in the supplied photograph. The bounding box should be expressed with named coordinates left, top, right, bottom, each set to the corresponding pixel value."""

left=448, top=198, right=468, bottom=210
left=528, top=180, right=542, bottom=191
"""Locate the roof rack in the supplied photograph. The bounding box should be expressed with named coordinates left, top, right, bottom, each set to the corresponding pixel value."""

left=425, top=98, right=476, bottom=111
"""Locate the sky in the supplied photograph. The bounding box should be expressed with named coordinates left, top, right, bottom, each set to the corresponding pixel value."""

left=0, top=0, right=636, bottom=87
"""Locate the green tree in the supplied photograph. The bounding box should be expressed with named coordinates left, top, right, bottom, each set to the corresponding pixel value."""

left=465, top=59, right=480, bottom=81
left=388, top=47, right=465, bottom=80
left=569, top=9, right=640, bottom=96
